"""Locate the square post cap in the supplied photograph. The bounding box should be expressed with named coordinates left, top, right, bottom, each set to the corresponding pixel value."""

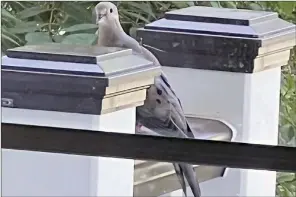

left=137, top=6, right=296, bottom=73
left=2, top=44, right=161, bottom=114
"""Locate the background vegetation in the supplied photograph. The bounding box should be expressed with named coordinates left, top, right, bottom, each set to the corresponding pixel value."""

left=1, top=1, right=296, bottom=196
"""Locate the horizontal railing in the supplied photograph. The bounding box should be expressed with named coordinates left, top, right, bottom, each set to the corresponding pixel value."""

left=2, top=122, right=296, bottom=172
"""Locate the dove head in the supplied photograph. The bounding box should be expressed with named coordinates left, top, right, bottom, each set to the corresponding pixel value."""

left=95, top=2, right=119, bottom=26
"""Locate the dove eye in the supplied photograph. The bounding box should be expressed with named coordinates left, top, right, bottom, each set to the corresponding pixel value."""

left=110, top=8, right=113, bottom=13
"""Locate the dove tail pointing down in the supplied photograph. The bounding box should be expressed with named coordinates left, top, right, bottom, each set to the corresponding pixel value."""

left=174, top=163, right=201, bottom=197
left=181, top=163, right=201, bottom=197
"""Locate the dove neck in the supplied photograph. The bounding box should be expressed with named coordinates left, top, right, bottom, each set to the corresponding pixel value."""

left=98, top=19, right=126, bottom=46
left=113, top=19, right=127, bottom=37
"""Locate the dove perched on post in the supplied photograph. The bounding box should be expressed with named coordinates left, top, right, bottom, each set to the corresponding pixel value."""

left=94, top=2, right=201, bottom=197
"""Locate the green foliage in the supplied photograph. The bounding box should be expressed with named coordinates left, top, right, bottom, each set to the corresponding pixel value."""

left=1, top=1, right=296, bottom=196
left=1, top=1, right=97, bottom=52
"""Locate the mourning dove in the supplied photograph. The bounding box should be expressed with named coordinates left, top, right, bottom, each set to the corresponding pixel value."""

left=94, top=2, right=201, bottom=197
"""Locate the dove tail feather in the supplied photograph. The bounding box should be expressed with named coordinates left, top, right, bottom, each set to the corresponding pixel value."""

left=180, top=163, right=201, bottom=197
left=173, top=163, right=187, bottom=197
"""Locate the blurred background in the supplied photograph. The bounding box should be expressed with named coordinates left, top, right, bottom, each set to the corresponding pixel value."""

left=1, top=1, right=295, bottom=196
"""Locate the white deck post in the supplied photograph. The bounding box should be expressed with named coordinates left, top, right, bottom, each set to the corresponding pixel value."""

left=136, top=6, right=296, bottom=197
left=2, top=108, right=135, bottom=196
left=163, top=66, right=281, bottom=196
left=1, top=45, right=159, bottom=197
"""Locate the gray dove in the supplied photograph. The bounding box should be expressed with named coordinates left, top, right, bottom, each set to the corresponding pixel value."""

left=94, top=2, right=201, bottom=197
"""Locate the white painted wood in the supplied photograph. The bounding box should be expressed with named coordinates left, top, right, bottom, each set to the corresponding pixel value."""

left=0, top=66, right=2, bottom=196
left=162, top=66, right=281, bottom=197
left=2, top=107, right=135, bottom=197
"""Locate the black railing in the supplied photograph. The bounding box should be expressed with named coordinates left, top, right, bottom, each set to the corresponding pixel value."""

left=2, top=122, right=296, bottom=172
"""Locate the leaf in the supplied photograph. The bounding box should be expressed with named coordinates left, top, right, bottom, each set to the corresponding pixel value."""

left=221, top=2, right=237, bottom=9
left=281, top=183, right=295, bottom=197
left=248, top=3, right=263, bottom=11
left=62, top=2, right=92, bottom=23
left=287, top=136, right=296, bottom=147
left=186, top=2, right=196, bottom=7
left=1, top=8, right=21, bottom=23
left=1, top=32, right=21, bottom=46
left=280, top=124, right=295, bottom=141
left=278, top=2, right=296, bottom=15
left=61, top=33, right=97, bottom=45
left=256, top=2, right=269, bottom=10
left=171, top=2, right=191, bottom=9
left=1, top=27, right=23, bottom=43
left=8, top=21, right=42, bottom=34
left=120, top=9, right=151, bottom=24
left=277, top=173, right=295, bottom=183
left=152, top=2, right=171, bottom=11
left=17, top=6, right=50, bottom=19
left=209, top=1, right=221, bottom=8
left=25, top=32, right=52, bottom=45
left=52, top=34, right=65, bottom=43
left=122, top=2, right=156, bottom=19
left=9, top=1, right=27, bottom=9
left=62, top=24, right=98, bottom=33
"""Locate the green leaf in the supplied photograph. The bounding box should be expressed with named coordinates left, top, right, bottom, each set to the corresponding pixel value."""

left=287, top=136, right=296, bottom=147
left=1, top=8, right=21, bottom=23
left=9, top=1, right=27, bottom=9
left=278, top=2, right=296, bottom=15
left=152, top=2, right=171, bottom=11
left=52, top=34, right=65, bottom=43
left=61, top=24, right=98, bottom=33
left=62, top=2, right=92, bottom=23
left=221, top=2, right=237, bottom=9
left=61, top=33, right=97, bottom=45
left=120, top=10, right=151, bottom=24
left=247, top=3, right=263, bottom=11
left=1, top=32, right=21, bottom=46
left=122, top=2, right=156, bottom=19
left=8, top=21, right=42, bottom=34
left=25, top=32, right=52, bottom=45
left=282, top=184, right=295, bottom=197
left=16, top=6, right=50, bottom=19
left=280, top=124, right=295, bottom=141
left=256, top=2, right=269, bottom=10
left=2, top=27, right=23, bottom=43
left=209, top=1, right=221, bottom=8
left=277, top=173, right=295, bottom=183
left=171, top=2, right=191, bottom=9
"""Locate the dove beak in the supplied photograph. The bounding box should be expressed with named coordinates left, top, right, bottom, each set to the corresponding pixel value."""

left=98, top=13, right=106, bottom=20
left=98, top=9, right=107, bottom=20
